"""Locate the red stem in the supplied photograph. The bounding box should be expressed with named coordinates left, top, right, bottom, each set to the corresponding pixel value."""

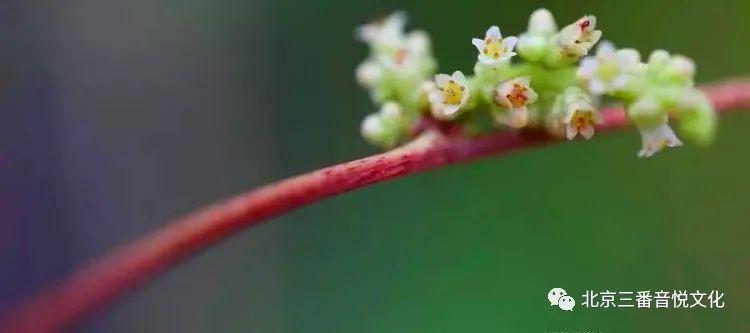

left=3, top=79, right=750, bottom=333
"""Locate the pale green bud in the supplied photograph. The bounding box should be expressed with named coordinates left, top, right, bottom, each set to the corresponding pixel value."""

left=663, top=55, right=696, bottom=86
left=647, top=49, right=671, bottom=71
left=528, top=8, right=557, bottom=35
left=517, top=9, right=557, bottom=62
left=628, top=95, right=666, bottom=128
left=677, top=89, right=716, bottom=145
left=356, top=60, right=383, bottom=88
left=517, top=34, right=550, bottom=62
left=360, top=102, right=409, bottom=148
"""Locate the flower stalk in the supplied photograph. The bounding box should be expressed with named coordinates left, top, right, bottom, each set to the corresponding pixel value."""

left=2, top=78, right=750, bottom=333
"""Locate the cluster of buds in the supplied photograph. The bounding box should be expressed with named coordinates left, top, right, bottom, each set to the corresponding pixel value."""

left=355, top=12, right=437, bottom=146
left=355, top=9, right=716, bottom=157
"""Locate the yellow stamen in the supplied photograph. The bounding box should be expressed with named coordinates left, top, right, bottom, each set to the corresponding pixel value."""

left=506, top=83, right=529, bottom=108
left=574, top=111, right=594, bottom=130
left=442, top=80, right=464, bottom=105
left=483, top=39, right=505, bottom=60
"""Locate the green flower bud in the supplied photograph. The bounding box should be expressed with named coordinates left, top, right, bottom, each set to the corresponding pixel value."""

left=677, top=90, right=716, bottom=146
left=628, top=95, right=666, bottom=128
left=517, top=34, right=550, bottom=62
left=360, top=102, right=409, bottom=148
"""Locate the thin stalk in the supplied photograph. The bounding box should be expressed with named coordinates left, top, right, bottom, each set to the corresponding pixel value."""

left=2, top=79, right=750, bottom=333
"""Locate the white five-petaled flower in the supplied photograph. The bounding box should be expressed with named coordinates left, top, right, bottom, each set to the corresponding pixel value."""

left=472, top=26, right=518, bottom=66
left=428, top=71, right=470, bottom=119
left=577, top=42, right=642, bottom=95
left=563, top=97, right=601, bottom=140
left=549, top=87, right=601, bottom=139
left=492, top=77, right=538, bottom=128
left=557, top=15, right=602, bottom=57
left=637, top=117, right=683, bottom=158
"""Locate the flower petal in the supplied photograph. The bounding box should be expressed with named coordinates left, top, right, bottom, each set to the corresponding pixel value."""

left=589, top=30, right=603, bottom=45
left=428, top=90, right=443, bottom=105
left=580, top=125, right=595, bottom=139
left=589, top=78, right=607, bottom=95
left=452, top=71, right=468, bottom=85
left=612, top=75, right=629, bottom=90
left=566, top=124, right=578, bottom=140
left=486, top=26, right=502, bottom=39
left=503, top=36, right=518, bottom=50
left=471, top=38, right=485, bottom=51
left=578, top=57, right=597, bottom=78
left=442, top=104, right=461, bottom=116
left=596, top=41, right=616, bottom=57
left=435, top=74, right=451, bottom=88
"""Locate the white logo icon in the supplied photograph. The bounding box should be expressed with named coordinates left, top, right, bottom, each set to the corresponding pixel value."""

left=558, top=295, right=576, bottom=311
left=548, top=288, right=567, bottom=306
left=548, top=288, right=575, bottom=311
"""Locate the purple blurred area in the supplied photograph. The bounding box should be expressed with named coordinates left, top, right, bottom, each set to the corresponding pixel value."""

left=0, top=1, right=285, bottom=331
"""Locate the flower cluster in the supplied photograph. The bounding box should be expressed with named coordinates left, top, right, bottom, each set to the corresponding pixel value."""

left=355, top=12, right=437, bottom=146
left=355, top=9, right=716, bottom=157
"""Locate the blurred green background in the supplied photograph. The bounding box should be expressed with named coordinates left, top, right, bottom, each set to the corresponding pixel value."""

left=272, top=1, right=750, bottom=332
left=2, top=0, right=749, bottom=332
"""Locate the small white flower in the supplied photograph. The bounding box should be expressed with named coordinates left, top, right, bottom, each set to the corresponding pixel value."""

left=557, top=15, right=602, bottom=57
left=471, top=26, right=518, bottom=66
left=563, top=97, right=601, bottom=140
left=428, top=71, right=470, bottom=119
left=637, top=118, right=683, bottom=158
left=577, top=42, right=642, bottom=95
left=355, top=60, right=383, bottom=88
left=375, top=30, right=434, bottom=73
left=528, top=8, right=557, bottom=35
left=356, top=11, right=407, bottom=48
left=492, top=77, right=538, bottom=128
left=549, top=87, right=601, bottom=139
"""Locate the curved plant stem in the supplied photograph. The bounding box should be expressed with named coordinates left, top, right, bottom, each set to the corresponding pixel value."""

left=3, top=79, right=750, bottom=333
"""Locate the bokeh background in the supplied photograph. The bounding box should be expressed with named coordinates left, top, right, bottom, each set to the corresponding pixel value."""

left=1, top=0, right=749, bottom=332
